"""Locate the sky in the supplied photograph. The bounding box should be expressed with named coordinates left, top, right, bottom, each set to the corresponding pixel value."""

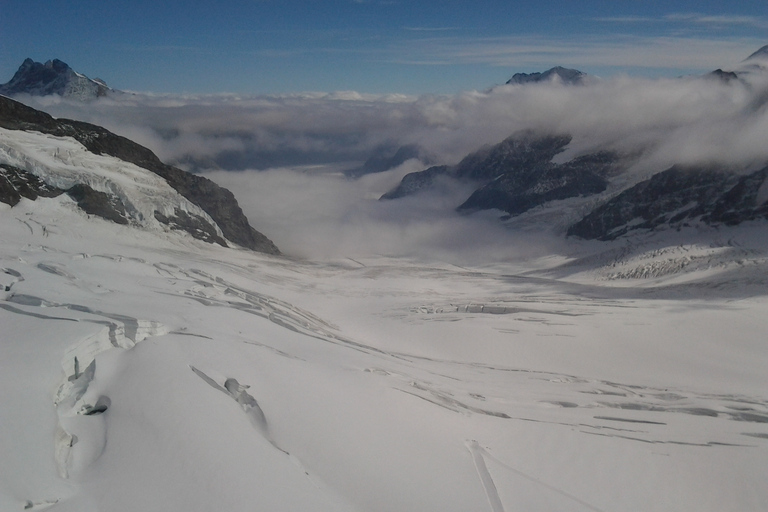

left=1, top=1, right=767, bottom=95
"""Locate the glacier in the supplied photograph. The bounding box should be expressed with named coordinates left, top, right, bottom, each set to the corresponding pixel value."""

left=1, top=138, right=767, bottom=510
left=2, top=47, right=768, bottom=509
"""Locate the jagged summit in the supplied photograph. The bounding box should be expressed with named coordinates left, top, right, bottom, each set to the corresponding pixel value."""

left=506, top=66, right=590, bottom=85
left=0, top=58, right=111, bottom=100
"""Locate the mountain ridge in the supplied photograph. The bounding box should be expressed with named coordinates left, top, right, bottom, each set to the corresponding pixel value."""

left=506, top=66, right=591, bottom=86
left=0, top=95, right=279, bottom=254
left=0, top=58, right=112, bottom=100
left=382, top=45, right=768, bottom=240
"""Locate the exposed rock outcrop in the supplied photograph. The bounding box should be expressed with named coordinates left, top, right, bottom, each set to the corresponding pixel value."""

left=0, top=58, right=110, bottom=100
left=458, top=151, right=617, bottom=215
left=381, top=131, right=573, bottom=202
left=566, top=165, right=768, bottom=240
left=379, top=165, right=452, bottom=200
left=0, top=164, right=65, bottom=206
left=506, top=66, right=591, bottom=86
left=0, top=95, right=279, bottom=253
left=66, top=184, right=130, bottom=225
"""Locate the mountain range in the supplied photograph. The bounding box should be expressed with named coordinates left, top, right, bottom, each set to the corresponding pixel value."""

left=382, top=45, right=768, bottom=240
left=2, top=51, right=768, bottom=512
left=4, top=49, right=768, bottom=245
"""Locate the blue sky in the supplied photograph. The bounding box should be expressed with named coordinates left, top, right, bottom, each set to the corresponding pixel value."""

left=2, top=0, right=766, bottom=94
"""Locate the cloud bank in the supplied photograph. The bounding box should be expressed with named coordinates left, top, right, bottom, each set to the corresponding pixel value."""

left=14, top=50, right=768, bottom=260
left=201, top=163, right=543, bottom=262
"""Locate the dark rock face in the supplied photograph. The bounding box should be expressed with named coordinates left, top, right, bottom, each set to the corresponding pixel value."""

left=566, top=165, right=768, bottom=240
left=381, top=131, right=613, bottom=218
left=0, top=164, right=139, bottom=229
left=506, top=67, right=589, bottom=86
left=458, top=152, right=616, bottom=214
left=379, top=165, right=452, bottom=200
left=381, top=131, right=616, bottom=217
left=0, top=95, right=279, bottom=254
left=0, top=164, right=65, bottom=206
left=381, top=131, right=572, bottom=201
left=382, top=114, right=768, bottom=240
left=704, top=167, right=768, bottom=225
left=706, top=69, right=741, bottom=83
left=745, top=45, right=768, bottom=62
left=345, top=144, right=432, bottom=178
left=66, top=184, right=130, bottom=225
left=154, top=209, right=229, bottom=246
left=0, top=58, right=110, bottom=99
left=454, top=132, right=572, bottom=182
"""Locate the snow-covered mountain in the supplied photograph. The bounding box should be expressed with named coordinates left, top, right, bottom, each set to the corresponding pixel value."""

left=383, top=47, right=768, bottom=240
left=382, top=130, right=768, bottom=239
left=2, top=52, right=768, bottom=512
left=0, top=95, right=278, bottom=253
left=0, top=59, right=112, bottom=100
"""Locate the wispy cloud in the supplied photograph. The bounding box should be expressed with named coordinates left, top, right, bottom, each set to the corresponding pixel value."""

left=390, top=34, right=765, bottom=72
left=351, top=0, right=398, bottom=5
left=594, top=13, right=768, bottom=30
left=19, top=53, right=768, bottom=260
left=116, top=44, right=216, bottom=55
left=591, top=16, right=658, bottom=24
left=664, top=13, right=768, bottom=29
left=403, top=27, right=461, bottom=32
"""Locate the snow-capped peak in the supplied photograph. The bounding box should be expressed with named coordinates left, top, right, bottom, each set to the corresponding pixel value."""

left=0, top=58, right=112, bottom=100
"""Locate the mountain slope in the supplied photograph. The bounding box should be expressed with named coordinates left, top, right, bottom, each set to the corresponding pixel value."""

left=381, top=131, right=573, bottom=201
left=745, top=44, right=768, bottom=62
left=344, top=143, right=434, bottom=178
left=0, top=59, right=111, bottom=99
left=0, top=95, right=279, bottom=253
left=458, top=150, right=618, bottom=215
left=382, top=46, right=768, bottom=241
left=2, top=174, right=768, bottom=512
left=568, top=165, right=768, bottom=240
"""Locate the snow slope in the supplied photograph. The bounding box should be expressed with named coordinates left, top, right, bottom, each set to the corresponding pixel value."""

left=0, top=126, right=224, bottom=238
left=2, top=186, right=767, bottom=511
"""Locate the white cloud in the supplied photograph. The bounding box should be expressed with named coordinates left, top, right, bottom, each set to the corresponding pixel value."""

left=200, top=163, right=546, bottom=262
left=663, top=13, right=768, bottom=29
left=13, top=49, right=768, bottom=260
left=394, top=35, right=765, bottom=72
left=593, top=13, right=768, bottom=30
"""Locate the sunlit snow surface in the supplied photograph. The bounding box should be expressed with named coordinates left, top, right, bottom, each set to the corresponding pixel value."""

left=2, top=194, right=768, bottom=511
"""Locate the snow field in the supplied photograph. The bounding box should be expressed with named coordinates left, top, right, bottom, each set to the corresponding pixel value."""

left=1, top=194, right=767, bottom=511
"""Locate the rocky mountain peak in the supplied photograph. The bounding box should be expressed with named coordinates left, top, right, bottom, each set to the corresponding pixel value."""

left=745, top=44, right=768, bottom=62
left=0, top=58, right=111, bottom=100
left=0, top=95, right=280, bottom=254
left=506, top=66, right=590, bottom=86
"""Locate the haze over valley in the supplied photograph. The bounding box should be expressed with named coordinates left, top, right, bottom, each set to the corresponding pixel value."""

left=2, top=6, right=768, bottom=510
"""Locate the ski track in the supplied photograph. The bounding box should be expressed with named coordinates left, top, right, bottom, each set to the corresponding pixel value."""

left=467, top=440, right=607, bottom=512
left=366, top=353, right=768, bottom=447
